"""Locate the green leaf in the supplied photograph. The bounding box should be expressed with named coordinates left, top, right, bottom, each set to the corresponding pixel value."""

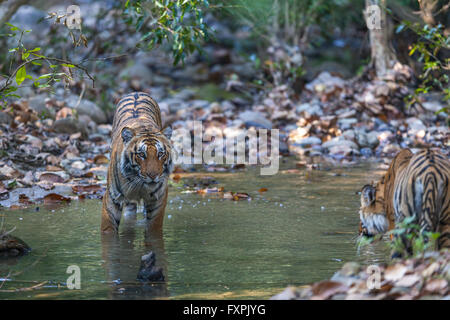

left=15, top=66, right=27, bottom=85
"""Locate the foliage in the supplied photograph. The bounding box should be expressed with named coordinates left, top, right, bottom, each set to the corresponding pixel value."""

left=387, top=216, right=440, bottom=259
left=396, top=21, right=450, bottom=116
left=123, top=0, right=211, bottom=65
left=0, top=22, right=93, bottom=105
left=357, top=215, right=440, bottom=259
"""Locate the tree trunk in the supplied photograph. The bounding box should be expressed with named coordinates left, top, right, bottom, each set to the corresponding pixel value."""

left=365, top=0, right=398, bottom=79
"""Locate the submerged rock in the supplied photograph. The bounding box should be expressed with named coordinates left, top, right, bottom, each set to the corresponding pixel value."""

left=0, top=233, right=31, bottom=257
left=137, top=251, right=165, bottom=282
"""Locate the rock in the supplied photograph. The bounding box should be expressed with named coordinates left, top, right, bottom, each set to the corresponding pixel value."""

left=360, top=147, right=373, bottom=157
left=26, top=94, right=52, bottom=116
left=161, top=98, right=187, bottom=113
left=337, top=118, right=358, bottom=130
left=270, top=287, right=300, bottom=300
left=172, top=88, right=196, bottom=100
left=66, top=96, right=107, bottom=124
left=296, top=102, right=323, bottom=116
left=406, top=117, right=426, bottom=131
left=97, top=124, right=112, bottom=136
left=356, top=131, right=379, bottom=149
left=305, top=72, right=345, bottom=95
left=0, top=165, right=22, bottom=180
left=329, top=144, right=358, bottom=156
left=10, top=5, right=49, bottom=34
left=119, top=62, right=153, bottom=83
left=0, top=111, right=13, bottom=125
left=322, top=137, right=358, bottom=150
left=52, top=117, right=88, bottom=137
left=340, top=262, right=361, bottom=277
left=0, top=233, right=31, bottom=257
left=137, top=251, right=165, bottom=282
left=291, top=136, right=322, bottom=147
left=71, top=161, right=86, bottom=170
left=239, top=111, right=272, bottom=129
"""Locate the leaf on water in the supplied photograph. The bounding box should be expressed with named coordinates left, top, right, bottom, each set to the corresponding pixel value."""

left=43, top=193, right=71, bottom=204
left=196, top=187, right=223, bottom=194
left=258, top=187, right=268, bottom=193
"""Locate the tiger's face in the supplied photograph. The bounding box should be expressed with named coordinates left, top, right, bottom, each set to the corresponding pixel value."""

left=120, top=127, right=173, bottom=184
left=359, top=179, right=389, bottom=237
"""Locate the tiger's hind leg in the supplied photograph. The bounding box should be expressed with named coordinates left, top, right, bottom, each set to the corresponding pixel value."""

left=101, top=189, right=123, bottom=234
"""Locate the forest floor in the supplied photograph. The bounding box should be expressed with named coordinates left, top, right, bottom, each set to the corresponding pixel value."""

left=272, top=250, right=450, bottom=300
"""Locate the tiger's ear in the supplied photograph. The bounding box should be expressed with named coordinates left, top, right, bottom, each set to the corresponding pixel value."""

left=361, top=185, right=376, bottom=207
left=121, top=127, right=134, bottom=143
left=162, top=126, right=172, bottom=140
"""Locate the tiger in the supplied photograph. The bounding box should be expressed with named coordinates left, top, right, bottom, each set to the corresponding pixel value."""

left=101, top=92, right=173, bottom=234
left=359, top=148, right=450, bottom=251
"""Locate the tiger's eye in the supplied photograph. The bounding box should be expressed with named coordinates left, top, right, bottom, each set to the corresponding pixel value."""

left=138, top=152, right=146, bottom=159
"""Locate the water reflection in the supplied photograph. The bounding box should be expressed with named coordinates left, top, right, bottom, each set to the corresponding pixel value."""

left=101, top=212, right=169, bottom=299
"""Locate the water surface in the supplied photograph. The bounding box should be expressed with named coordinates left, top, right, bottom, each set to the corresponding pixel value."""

left=0, top=159, right=390, bottom=299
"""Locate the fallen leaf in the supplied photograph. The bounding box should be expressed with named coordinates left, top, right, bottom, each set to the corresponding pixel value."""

left=258, top=188, right=268, bottom=193
left=43, top=193, right=71, bottom=204
left=172, top=174, right=181, bottom=182
left=39, top=173, right=64, bottom=183
left=0, top=182, right=9, bottom=200
left=46, top=165, right=63, bottom=172
left=424, top=278, right=447, bottom=294
left=18, top=194, right=33, bottom=205
left=310, top=280, right=349, bottom=299
left=93, top=154, right=109, bottom=164
left=384, top=264, right=408, bottom=282
left=72, top=185, right=102, bottom=195
left=395, top=274, right=420, bottom=287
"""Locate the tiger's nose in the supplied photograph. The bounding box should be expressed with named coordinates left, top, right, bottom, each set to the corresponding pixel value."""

left=148, top=173, right=158, bottom=180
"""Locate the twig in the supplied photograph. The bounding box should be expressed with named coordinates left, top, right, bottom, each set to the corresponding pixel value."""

left=0, top=280, right=47, bottom=292
left=0, top=56, right=95, bottom=95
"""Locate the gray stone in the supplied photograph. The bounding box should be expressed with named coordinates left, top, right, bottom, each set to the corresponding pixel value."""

left=66, top=96, right=107, bottom=124
left=119, top=62, right=153, bottom=83
left=322, top=138, right=358, bottom=150
left=292, top=136, right=322, bottom=146
left=0, top=111, right=12, bottom=125
left=52, top=118, right=88, bottom=137
left=239, top=111, right=272, bottom=129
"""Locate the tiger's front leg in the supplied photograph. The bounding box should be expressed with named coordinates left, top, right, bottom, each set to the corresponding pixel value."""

left=101, top=189, right=123, bottom=234
left=144, top=187, right=169, bottom=231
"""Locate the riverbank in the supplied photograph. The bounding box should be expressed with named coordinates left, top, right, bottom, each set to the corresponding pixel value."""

left=272, top=250, right=450, bottom=300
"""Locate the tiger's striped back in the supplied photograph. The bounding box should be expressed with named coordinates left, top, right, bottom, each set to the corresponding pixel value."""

left=112, top=92, right=162, bottom=142
left=393, top=149, right=450, bottom=248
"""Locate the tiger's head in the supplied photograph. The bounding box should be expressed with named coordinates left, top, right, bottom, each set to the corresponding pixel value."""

left=119, top=126, right=173, bottom=184
left=359, top=178, right=388, bottom=237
